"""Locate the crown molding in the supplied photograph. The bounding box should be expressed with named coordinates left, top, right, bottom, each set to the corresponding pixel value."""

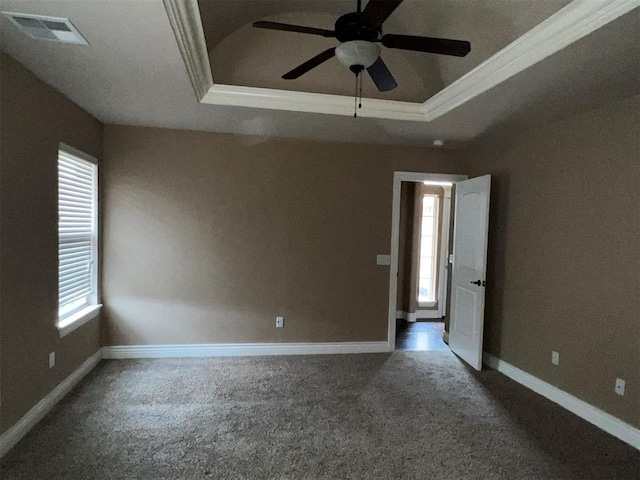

left=166, top=0, right=640, bottom=122
left=162, top=0, right=213, bottom=100
left=422, top=0, right=640, bottom=121
left=201, top=84, right=427, bottom=121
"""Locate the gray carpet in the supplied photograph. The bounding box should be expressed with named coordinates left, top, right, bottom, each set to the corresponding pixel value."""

left=1, top=351, right=638, bottom=479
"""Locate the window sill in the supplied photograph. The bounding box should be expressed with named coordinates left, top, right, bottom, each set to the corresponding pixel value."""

left=418, top=301, right=437, bottom=308
left=57, top=304, right=102, bottom=338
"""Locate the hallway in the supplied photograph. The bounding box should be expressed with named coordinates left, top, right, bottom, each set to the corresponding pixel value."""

left=395, top=321, right=448, bottom=351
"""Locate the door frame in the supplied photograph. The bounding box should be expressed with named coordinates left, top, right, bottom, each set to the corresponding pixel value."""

left=387, top=172, right=468, bottom=351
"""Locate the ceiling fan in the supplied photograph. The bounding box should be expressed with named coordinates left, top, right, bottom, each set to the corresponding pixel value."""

left=253, top=0, right=471, bottom=93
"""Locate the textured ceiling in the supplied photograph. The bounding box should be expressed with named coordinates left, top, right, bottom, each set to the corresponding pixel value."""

left=0, top=0, right=637, bottom=147
left=200, top=0, right=571, bottom=102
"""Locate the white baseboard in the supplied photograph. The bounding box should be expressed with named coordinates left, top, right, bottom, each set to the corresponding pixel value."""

left=407, top=310, right=442, bottom=322
left=442, top=331, right=449, bottom=345
left=0, top=349, right=103, bottom=459
left=395, top=310, right=408, bottom=320
left=103, top=341, right=390, bottom=359
left=483, top=353, right=640, bottom=450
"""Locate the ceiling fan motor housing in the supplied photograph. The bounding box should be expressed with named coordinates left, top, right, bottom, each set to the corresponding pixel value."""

left=334, top=12, right=382, bottom=71
left=335, top=12, right=380, bottom=42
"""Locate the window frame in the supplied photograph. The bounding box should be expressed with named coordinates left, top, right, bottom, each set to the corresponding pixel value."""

left=56, top=143, right=101, bottom=337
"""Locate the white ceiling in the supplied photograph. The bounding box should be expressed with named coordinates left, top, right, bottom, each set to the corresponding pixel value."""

left=0, top=0, right=638, bottom=147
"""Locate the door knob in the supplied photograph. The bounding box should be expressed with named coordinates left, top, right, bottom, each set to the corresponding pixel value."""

left=470, top=280, right=482, bottom=286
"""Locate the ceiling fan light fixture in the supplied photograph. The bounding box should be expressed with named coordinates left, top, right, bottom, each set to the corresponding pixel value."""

left=254, top=0, right=471, bottom=93
left=335, top=40, right=380, bottom=69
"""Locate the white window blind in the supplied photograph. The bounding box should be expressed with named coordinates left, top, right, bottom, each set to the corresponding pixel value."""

left=58, top=151, right=97, bottom=319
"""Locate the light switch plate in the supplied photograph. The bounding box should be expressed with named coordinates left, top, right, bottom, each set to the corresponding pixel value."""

left=551, top=351, right=559, bottom=366
left=49, top=352, right=56, bottom=369
left=615, top=378, right=625, bottom=396
left=275, top=316, right=284, bottom=328
left=376, top=254, right=391, bottom=266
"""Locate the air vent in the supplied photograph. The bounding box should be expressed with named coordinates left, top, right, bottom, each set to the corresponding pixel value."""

left=2, top=12, right=87, bottom=45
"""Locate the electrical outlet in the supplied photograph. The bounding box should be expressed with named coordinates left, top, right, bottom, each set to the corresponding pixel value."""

left=49, top=352, right=56, bottom=369
left=615, top=378, right=625, bottom=396
left=275, top=316, right=284, bottom=328
left=551, top=351, right=559, bottom=366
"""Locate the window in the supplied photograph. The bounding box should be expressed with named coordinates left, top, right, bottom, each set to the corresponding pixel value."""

left=417, top=194, right=439, bottom=304
left=58, top=146, right=99, bottom=330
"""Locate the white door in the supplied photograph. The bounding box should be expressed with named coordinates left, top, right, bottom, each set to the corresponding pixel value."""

left=449, top=175, right=491, bottom=370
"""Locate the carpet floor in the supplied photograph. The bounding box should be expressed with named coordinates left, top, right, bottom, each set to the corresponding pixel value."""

left=1, top=351, right=638, bottom=479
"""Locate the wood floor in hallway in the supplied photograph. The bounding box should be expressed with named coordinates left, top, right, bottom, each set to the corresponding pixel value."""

left=395, top=320, right=449, bottom=351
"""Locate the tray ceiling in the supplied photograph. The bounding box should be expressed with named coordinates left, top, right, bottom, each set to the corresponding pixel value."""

left=199, top=0, right=571, bottom=102
left=0, top=0, right=637, bottom=146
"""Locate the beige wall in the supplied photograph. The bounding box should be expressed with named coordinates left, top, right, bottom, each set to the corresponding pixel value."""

left=396, top=182, right=415, bottom=313
left=102, top=126, right=465, bottom=346
left=2, top=45, right=636, bottom=441
left=467, top=95, right=640, bottom=427
left=0, top=53, right=103, bottom=434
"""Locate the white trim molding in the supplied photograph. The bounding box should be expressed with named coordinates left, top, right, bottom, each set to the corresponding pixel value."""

left=58, top=142, right=98, bottom=165
left=396, top=310, right=408, bottom=320
left=442, top=331, right=449, bottom=345
left=201, top=84, right=426, bottom=121
left=166, top=0, right=640, bottom=121
left=483, top=353, right=640, bottom=451
left=57, top=304, right=102, bottom=338
left=408, top=310, right=443, bottom=322
left=103, top=342, right=390, bottom=359
left=423, top=0, right=640, bottom=121
left=162, top=0, right=213, bottom=100
left=0, top=349, right=103, bottom=459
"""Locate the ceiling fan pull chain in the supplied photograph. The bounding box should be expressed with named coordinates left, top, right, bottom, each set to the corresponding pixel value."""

left=354, top=71, right=359, bottom=118
left=358, top=72, right=363, bottom=109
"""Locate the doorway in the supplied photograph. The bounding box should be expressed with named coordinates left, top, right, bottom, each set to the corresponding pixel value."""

left=386, top=172, right=467, bottom=351
left=395, top=179, right=454, bottom=351
left=387, top=172, right=492, bottom=371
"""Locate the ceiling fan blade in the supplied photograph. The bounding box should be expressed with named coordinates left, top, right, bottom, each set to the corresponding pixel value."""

left=361, top=0, right=403, bottom=28
left=283, top=48, right=336, bottom=80
left=253, top=21, right=335, bottom=37
left=367, top=57, right=397, bottom=92
left=381, top=34, right=471, bottom=57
